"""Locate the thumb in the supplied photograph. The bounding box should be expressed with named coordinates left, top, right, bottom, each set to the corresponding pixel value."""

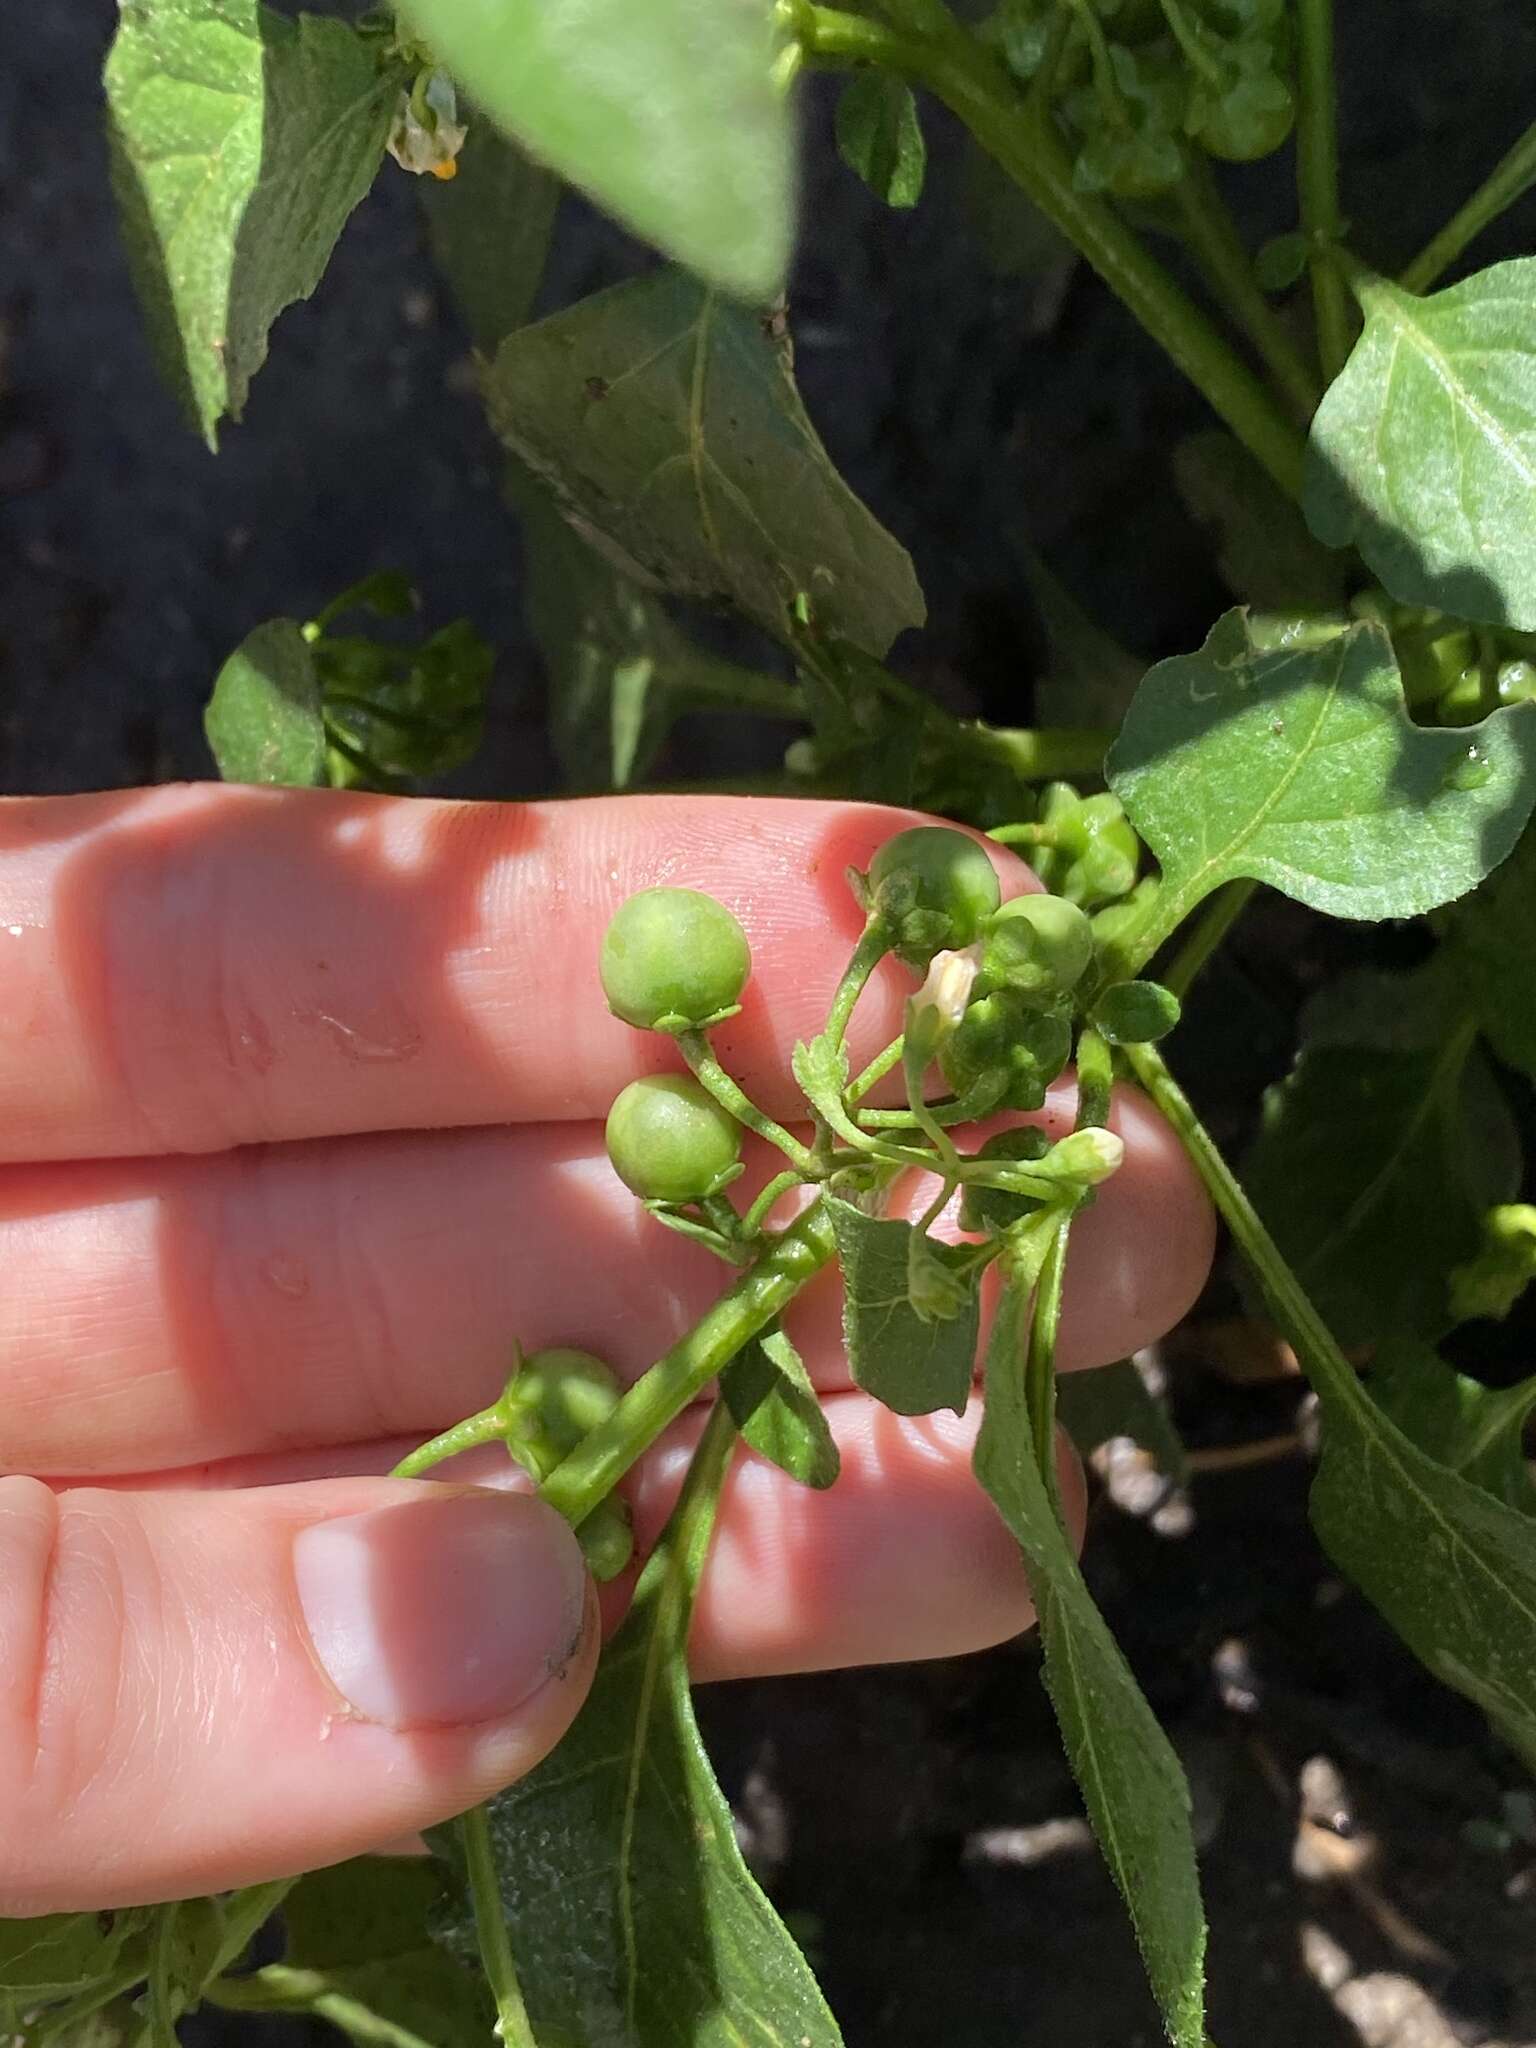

left=0, top=1477, right=597, bottom=1914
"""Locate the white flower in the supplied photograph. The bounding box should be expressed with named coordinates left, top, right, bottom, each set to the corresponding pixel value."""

left=913, top=943, right=983, bottom=1035
left=387, top=71, right=468, bottom=182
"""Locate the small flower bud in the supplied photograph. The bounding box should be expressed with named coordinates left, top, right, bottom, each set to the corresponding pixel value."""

left=1042, top=1127, right=1125, bottom=1187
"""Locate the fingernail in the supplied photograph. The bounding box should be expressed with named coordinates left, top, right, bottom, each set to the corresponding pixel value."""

left=294, top=1492, right=590, bottom=1730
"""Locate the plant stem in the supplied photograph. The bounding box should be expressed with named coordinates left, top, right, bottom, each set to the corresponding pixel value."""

left=797, top=4, right=1307, bottom=497
left=1294, top=0, right=1352, bottom=380
left=1026, top=1223, right=1071, bottom=1480
left=1174, top=165, right=1322, bottom=419
left=1399, top=117, right=1536, bottom=294
left=679, top=1030, right=817, bottom=1171
left=740, top=1167, right=803, bottom=1237
left=846, top=1031, right=905, bottom=1105
left=1159, top=878, right=1256, bottom=1000
left=455, top=1803, right=538, bottom=2048
left=967, top=723, right=1115, bottom=781
left=206, top=1970, right=432, bottom=2048
left=390, top=1404, right=509, bottom=1479
left=825, top=919, right=892, bottom=1050
left=1123, top=1043, right=1367, bottom=1421
left=539, top=1200, right=838, bottom=1526
left=677, top=663, right=808, bottom=720
left=1073, top=1026, right=1114, bottom=1131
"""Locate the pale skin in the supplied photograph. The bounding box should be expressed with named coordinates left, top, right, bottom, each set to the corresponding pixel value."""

left=0, top=788, right=1215, bottom=1916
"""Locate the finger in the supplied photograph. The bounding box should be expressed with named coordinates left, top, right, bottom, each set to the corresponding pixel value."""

left=0, top=787, right=1030, bottom=1162
left=61, top=1393, right=1087, bottom=1684
left=634, top=1398, right=1088, bottom=1681
left=4, top=1086, right=1214, bottom=1475
left=0, top=1474, right=599, bottom=1914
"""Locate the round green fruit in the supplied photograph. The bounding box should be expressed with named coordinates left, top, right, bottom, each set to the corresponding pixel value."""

left=979, top=894, right=1095, bottom=1000
left=600, top=887, right=751, bottom=1033
left=868, top=825, right=1002, bottom=957
left=605, top=1074, right=743, bottom=1204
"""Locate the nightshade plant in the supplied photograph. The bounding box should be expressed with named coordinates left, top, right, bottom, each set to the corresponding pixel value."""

left=8, top=0, right=1536, bottom=2043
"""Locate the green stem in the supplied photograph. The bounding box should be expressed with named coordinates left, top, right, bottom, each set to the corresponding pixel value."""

left=1073, top=1026, right=1114, bottom=1132
left=1027, top=1224, right=1071, bottom=1481
left=206, top=1971, right=437, bottom=2048
left=677, top=664, right=808, bottom=720
left=1399, top=117, right=1536, bottom=294
left=1174, top=165, right=1322, bottom=418
left=797, top=4, right=1307, bottom=497
left=539, top=1201, right=839, bottom=1526
left=460, top=1803, right=538, bottom=2048
left=1159, top=878, right=1256, bottom=1000
left=1294, top=0, right=1353, bottom=380
left=679, top=1030, right=817, bottom=1171
left=967, top=724, right=1114, bottom=782
left=390, top=1404, right=509, bottom=1479
left=825, top=919, right=893, bottom=1050
left=846, top=1031, right=905, bottom=1105
left=1123, top=1043, right=1368, bottom=1421
left=740, top=1167, right=803, bottom=1237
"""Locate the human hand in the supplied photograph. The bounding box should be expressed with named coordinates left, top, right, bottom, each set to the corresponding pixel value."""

left=0, top=788, right=1214, bottom=1914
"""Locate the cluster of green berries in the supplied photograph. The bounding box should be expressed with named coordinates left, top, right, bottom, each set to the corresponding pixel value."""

left=984, top=0, right=1293, bottom=200
left=1354, top=589, right=1536, bottom=730
left=596, top=823, right=1173, bottom=1224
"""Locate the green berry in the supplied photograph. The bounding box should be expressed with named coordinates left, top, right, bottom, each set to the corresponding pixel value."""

left=508, top=1348, right=625, bottom=1473
left=939, top=990, right=1073, bottom=1112
left=979, top=894, right=1095, bottom=1000
left=605, top=1074, right=743, bottom=1204
left=600, top=887, right=751, bottom=1034
left=868, top=826, right=1002, bottom=965
left=577, top=1497, right=636, bottom=1582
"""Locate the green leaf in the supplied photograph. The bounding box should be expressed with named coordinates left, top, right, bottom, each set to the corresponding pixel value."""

left=517, top=477, right=796, bottom=792
left=318, top=618, right=492, bottom=786
left=0, top=1913, right=147, bottom=2026
left=277, top=1858, right=491, bottom=2048
left=1243, top=960, right=1519, bottom=1350
left=205, top=618, right=329, bottom=786
left=1056, top=1357, right=1189, bottom=1490
left=1449, top=1204, right=1536, bottom=1323
left=1310, top=1367, right=1536, bottom=1768
left=482, top=270, right=925, bottom=657
left=105, top=1, right=395, bottom=447
left=835, top=73, right=926, bottom=209
left=429, top=1408, right=841, bottom=2048
left=975, top=1284, right=1206, bottom=2048
left=418, top=120, right=559, bottom=354
left=723, top=1323, right=840, bottom=1489
left=1449, top=816, right=1536, bottom=1080
left=1305, top=260, right=1536, bottom=630
left=1091, top=980, right=1182, bottom=1046
left=1369, top=1341, right=1536, bottom=1516
left=826, top=1195, right=979, bottom=1415
left=392, top=0, right=793, bottom=302
left=1107, top=609, right=1536, bottom=930
left=1015, top=545, right=1145, bottom=730
left=1173, top=431, right=1349, bottom=613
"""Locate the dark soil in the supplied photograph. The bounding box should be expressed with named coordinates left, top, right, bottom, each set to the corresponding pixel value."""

left=5, top=3, right=1536, bottom=2043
